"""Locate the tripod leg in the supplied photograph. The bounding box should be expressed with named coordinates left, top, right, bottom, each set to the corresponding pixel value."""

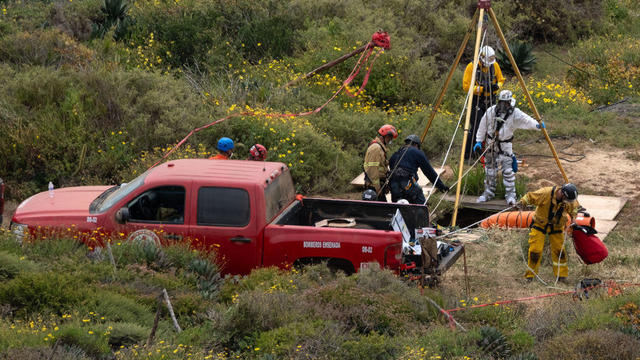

left=488, top=8, right=569, bottom=183
left=420, top=9, right=479, bottom=141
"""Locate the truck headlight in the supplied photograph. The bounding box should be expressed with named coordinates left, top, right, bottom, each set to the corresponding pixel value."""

left=9, top=222, right=28, bottom=243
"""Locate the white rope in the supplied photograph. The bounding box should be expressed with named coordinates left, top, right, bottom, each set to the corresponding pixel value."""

left=423, top=29, right=490, bottom=213
left=434, top=204, right=516, bottom=240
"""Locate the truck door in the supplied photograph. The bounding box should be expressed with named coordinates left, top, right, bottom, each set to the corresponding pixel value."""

left=121, top=185, right=189, bottom=245
left=189, top=185, right=259, bottom=275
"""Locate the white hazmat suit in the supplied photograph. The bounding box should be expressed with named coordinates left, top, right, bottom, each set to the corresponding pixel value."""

left=475, top=103, right=540, bottom=204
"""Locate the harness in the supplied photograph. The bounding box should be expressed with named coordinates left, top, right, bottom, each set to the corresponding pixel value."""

left=531, top=186, right=565, bottom=234
left=487, top=106, right=514, bottom=156
left=390, top=146, right=417, bottom=190
left=476, top=63, right=496, bottom=102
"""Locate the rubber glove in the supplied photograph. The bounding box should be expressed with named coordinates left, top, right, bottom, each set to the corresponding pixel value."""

left=473, top=142, right=482, bottom=153
left=536, top=121, right=546, bottom=129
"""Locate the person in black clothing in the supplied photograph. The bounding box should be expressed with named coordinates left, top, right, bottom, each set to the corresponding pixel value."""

left=388, top=135, right=450, bottom=204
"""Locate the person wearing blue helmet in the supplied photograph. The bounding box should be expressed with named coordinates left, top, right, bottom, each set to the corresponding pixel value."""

left=210, top=137, right=234, bottom=160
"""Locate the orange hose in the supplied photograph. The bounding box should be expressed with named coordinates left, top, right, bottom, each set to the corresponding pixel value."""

left=480, top=211, right=534, bottom=229
left=480, top=211, right=596, bottom=230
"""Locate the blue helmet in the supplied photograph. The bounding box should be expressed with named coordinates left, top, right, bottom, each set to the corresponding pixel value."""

left=217, top=137, right=234, bottom=152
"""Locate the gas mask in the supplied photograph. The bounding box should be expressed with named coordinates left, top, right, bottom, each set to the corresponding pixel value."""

left=496, top=101, right=510, bottom=117
left=496, top=100, right=513, bottom=122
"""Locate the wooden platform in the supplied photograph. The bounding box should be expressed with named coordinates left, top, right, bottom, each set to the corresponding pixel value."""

left=442, top=194, right=511, bottom=211
left=577, top=195, right=627, bottom=240
left=351, top=168, right=445, bottom=188
left=440, top=194, right=627, bottom=240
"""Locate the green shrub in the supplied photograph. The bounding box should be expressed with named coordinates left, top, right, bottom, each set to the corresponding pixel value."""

left=253, top=320, right=328, bottom=357
left=101, top=322, right=147, bottom=348
left=538, top=329, right=640, bottom=360
left=0, top=29, right=94, bottom=67
left=451, top=164, right=528, bottom=197
left=338, top=331, right=401, bottom=360
left=415, top=326, right=482, bottom=359
left=169, top=292, right=210, bottom=326
left=0, top=251, right=37, bottom=280
left=0, top=346, right=91, bottom=360
left=162, top=242, right=201, bottom=270
left=86, top=290, right=153, bottom=326
left=0, top=272, right=89, bottom=316
left=23, top=238, right=86, bottom=262
left=49, top=0, right=101, bottom=41
left=503, top=0, right=605, bottom=44
left=57, top=324, right=111, bottom=358
left=311, top=270, right=432, bottom=336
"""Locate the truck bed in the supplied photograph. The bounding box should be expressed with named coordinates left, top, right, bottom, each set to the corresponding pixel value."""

left=272, top=198, right=429, bottom=232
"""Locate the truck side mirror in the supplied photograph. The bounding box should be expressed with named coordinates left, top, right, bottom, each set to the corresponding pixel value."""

left=115, top=207, right=130, bottom=224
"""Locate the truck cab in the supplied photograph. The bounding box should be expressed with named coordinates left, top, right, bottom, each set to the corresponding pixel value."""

left=12, top=159, right=430, bottom=275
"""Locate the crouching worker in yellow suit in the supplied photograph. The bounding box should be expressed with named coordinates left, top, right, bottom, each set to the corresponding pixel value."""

left=517, top=183, right=579, bottom=282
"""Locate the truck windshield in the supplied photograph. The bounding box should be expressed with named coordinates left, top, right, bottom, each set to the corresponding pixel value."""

left=93, top=171, right=149, bottom=213
left=265, top=170, right=296, bottom=222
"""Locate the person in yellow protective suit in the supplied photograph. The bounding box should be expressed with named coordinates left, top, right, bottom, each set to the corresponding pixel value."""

left=462, top=45, right=505, bottom=159
left=517, top=183, right=580, bottom=282
left=363, top=124, right=398, bottom=202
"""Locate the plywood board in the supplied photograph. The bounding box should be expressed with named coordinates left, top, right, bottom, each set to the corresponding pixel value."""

left=577, top=195, right=627, bottom=221
left=595, top=219, right=617, bottom=240
left=351, top=168, right=444, bottom=187
left=442, top=194, right=511, bottom=211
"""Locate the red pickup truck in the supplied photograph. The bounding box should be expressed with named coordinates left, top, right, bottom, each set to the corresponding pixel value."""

left=11, top=159, right=430, bottom=275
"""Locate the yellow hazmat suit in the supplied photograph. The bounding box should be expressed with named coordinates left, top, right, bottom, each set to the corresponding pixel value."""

left=520, top=186, right=579, bottom=279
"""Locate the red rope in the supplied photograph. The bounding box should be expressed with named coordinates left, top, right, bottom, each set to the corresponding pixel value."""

left=149, top=32, right=389, bottom=169
left=434, top=282, right=640, bottom=330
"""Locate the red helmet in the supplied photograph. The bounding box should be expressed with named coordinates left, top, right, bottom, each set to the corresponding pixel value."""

left=378, top=124, right=398, bottom=138
left=248, top=144, right=268, bottom=161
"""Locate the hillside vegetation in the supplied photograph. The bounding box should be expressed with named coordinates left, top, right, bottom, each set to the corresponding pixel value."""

left=0, top=0, right=638, bottom=199
left=1, top=232, right=639, bottom=360
left=1, top=0, right=640, bottom=359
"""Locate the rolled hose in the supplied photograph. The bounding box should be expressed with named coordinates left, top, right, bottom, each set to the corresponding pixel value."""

left=480, top=211, right=595, bottom=229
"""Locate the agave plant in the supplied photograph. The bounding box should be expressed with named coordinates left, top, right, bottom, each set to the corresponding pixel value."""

left=91, top=0, right=133, bottom=40
left=496, top=41, right=537, bottom=75
left=478, top=326, right=512, bottom=359
left=189, top=258, right=223, bottom=300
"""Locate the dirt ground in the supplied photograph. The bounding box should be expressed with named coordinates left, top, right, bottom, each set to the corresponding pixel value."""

left=520, top=139, right=640, bottom=199
left=440, top=136, right=640, bottom=310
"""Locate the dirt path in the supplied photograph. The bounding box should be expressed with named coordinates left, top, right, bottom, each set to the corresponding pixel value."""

left=519, top=139, right=640, bottom=199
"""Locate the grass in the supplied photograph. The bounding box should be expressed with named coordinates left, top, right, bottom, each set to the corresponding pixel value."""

left=0, top=0, right=639, bottom=358
left=0, top=227, right=639, bottom=359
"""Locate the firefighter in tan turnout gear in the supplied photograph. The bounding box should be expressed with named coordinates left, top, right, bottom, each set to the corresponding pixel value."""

left=363, top=124, right=398, bottom=201
left=518, top=183, right=580, bottom=282
left=474, top=90, right=543, bottom=205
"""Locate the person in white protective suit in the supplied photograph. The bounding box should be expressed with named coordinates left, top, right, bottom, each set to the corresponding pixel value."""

left=474, top=90, right=544, bottom=205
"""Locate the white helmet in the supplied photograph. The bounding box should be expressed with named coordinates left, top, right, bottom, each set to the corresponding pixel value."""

left=498, top=89, right=516, bottom=107
left=397, top=199, right=410, bottom=205
left=479, top=46, right=496, bottom=65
